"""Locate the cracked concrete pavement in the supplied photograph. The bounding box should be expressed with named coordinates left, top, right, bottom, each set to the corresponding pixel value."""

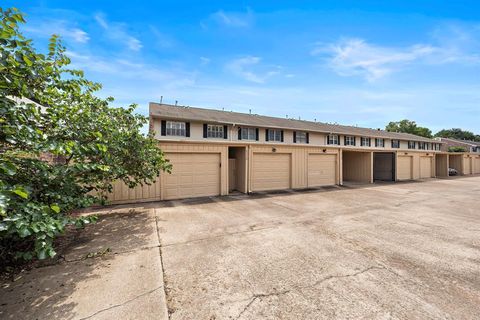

left=1, top=176, right=480, bottom=319
left=157, top=176, right=480, bottom=319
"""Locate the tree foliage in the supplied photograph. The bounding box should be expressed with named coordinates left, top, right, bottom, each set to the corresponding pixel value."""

left=434, top=128, right=480, bottom=142
left=385, top=120, right=433, bottom=138
left=448, top=146, right=467, bottom=153
left=0, top=8, right=171, bottom=263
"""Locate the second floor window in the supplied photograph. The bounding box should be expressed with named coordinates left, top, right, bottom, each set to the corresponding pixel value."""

left=166, top=121, right=186, bottom=136
left=294, top=131, right=308, bottom=143
left=240, top=127, right=257, bottom=140
left=408, top=141, right=416, bottom=149
left=391, top=140, right=400, bottom=148
left=375, top=138, right=384, bottom=147
left=361, top=137, right=371, bottom=147
left=418, top=142, right=426, bottom=150
left=207, top=124, right=224, bottom=138
left=327, top=134, right=339, bottom=145
left=344, top=136, right=355, bottom=146
left=266, top=129, right=283, bottom=142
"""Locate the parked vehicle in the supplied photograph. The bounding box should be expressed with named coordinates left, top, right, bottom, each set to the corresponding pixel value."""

left=448, top=168, right=458, bottom=176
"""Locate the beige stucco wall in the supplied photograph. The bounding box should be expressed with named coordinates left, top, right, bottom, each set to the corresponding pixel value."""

left=150, top=117, right=440, bottom=152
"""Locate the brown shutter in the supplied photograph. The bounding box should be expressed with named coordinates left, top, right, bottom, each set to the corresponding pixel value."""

left=223, top=125, right=228, bottom=139
left=255, top=128, right=259, bottom=141
left=281, top=130, right=284, bottom=142
left=306, top=132, right=309, bottom=144
left=265, top=129, right=269, bottom=141
left=203, top=124, right=208, bottom=138
left=185, top=122, right=190, bottom=137
left=161, top=120, right=166, bottom=136
left=238, top=127, right=242, bottom=140
left=293, top=131, right=297, bottom=143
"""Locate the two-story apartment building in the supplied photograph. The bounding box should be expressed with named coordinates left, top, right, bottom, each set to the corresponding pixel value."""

left=105, top=103, right=450, bottom=203
left=435, top=137, right=480, bottom=175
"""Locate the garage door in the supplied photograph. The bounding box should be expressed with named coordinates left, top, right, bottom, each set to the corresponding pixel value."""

left=252, top=153, right=290, bottom=191
left=464, top=157, right=472, bottom=175
left=420, top=156, right=432, bottom=178
left=164, top=153, right=220, bottom=200
left=107, top=178, right=161, bottom=204
left=308, top=154, right=336, bottom=187
left=397, top=156, right=413, bottom=180
left=475, top=157, right=480, bottom=174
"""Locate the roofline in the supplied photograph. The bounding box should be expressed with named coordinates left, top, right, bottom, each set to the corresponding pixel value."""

left=149, top=102, right=441, bottom=143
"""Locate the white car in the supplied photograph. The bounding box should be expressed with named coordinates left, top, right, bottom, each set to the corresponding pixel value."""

left=448, top=168, right=458, bottom=176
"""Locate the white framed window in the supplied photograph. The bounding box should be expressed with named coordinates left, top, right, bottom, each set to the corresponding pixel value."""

left=418, top=142, right=426, bottom=150
left=267, top=129, right=283, bottom=142
left=345, top=136, right=355, bottom=146
left=207, top=124, right=224, bottom=138
left=408, top=141, right=416, bottom=149
left=375, top=138, right=384, bottom=147
left=435, top=144, right=441, bottom=151
left=361, top=137, right=371, bottom=147
left=241, top=127, right=257, bottom=140
left=166, top=121, right=186, bottom=136
left=391, top=140, right=400, bottom=148
left=295, top=131, right=308, bottom=143
left=327, top=134, right=339, bottom=145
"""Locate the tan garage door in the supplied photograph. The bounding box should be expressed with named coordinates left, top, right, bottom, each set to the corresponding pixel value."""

left=420, top=156, right=432, bottom=178
left=475, top=157, right=480, bottom=174
left=397, top=155, right=413, bottom=180
left=308, top=154, right=336, bottom=187
left=252, top=153, right=290, bottom=191
left=164, top=153, right=220, bottom=200
left=464, top=157, right=472, bottom=175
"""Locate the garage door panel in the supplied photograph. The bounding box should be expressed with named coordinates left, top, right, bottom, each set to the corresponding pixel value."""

left=475, top=158, right=480, bottom=174
left=420, top=156, right=432, bottom=178
left=164, top=153, right=220, bottom=200
left=252, top=153, right=290, bottom=191
left=308, top=154, right=336, bottom=187
left=464, top=158, right=472, bottom=175
left=397, top=156, right=413, bottom=180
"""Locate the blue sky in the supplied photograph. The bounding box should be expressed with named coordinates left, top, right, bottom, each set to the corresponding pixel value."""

left=5, top=1, right=480, bottom=133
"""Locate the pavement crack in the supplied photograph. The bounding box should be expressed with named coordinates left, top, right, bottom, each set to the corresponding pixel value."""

left=235, top=289, right=290, bottom=319
left=304, top=266, right=386, bottom=289
left=155, top=215, right=172, bottom=319
left=78, top=286, right=162, bottom=320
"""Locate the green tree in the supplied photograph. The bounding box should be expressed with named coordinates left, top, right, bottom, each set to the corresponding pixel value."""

left=0, top=7, right=171, bottom=263
left=385, top=120, right=433, bottom=138
left=434, top=128, right=479, bottom=142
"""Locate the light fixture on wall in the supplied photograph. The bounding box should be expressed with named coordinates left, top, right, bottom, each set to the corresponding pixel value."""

left=272, top=147, right=277, bottom=152
left=323, top=149, right=327, bottom=153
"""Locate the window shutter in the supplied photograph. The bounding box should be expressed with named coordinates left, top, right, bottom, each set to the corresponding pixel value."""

left=326, top=136, right=330, bottom=145
left=265, top=129, right=269, bottom=141
left=161, top=120, right=166, bottom=136
left=185, top=122, right=190, bottom=137
left=223, top=125, right=228, bottom=139
left=293, top=131, right=297, bottom=143
left=238, top=127, right=242, bottom=140
left=306, top=132, right=309, bottom=144
left=255, top=128, right=259, bottom=141
left=281, top=130, right=284, bottom=142
left=203, top=124, right=208, bottom=138
left=353, top=137, right=356, bottom=146
left=344, top=136, right=347, bottom=145
left=369, top=138, right=371, bottom=146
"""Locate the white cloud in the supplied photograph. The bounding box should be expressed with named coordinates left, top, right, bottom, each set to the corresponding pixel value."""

left=208, top=8, right=254, bottom=28
left=313, top=38, right=437, bottom=81
left=94, top=13, right=143, bottom=51
left=225, top=56, right=281, bottom=83
left=24, top=21, right=89, bottom=43
left=200, top=57, right=211, bottom=66
left=314, top=24, right=480, bottom=82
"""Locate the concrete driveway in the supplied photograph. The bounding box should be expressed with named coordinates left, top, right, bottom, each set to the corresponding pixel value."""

left=1, top=176, right=480, bottom=319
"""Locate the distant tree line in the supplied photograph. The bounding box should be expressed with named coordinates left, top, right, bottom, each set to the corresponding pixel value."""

left=385, top=120, right=480, bottom=141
